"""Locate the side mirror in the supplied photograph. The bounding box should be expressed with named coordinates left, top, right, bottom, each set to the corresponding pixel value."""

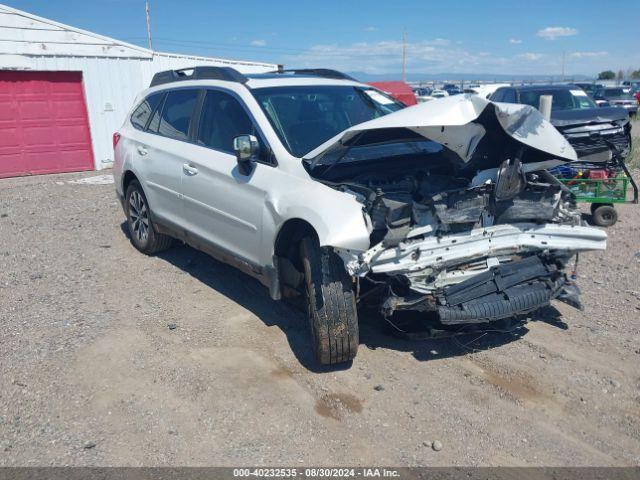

left=233, top=134, right=259, bottom=175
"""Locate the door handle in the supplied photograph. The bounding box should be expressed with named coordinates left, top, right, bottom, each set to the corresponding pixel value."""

left=137, top=145, right=148, bottom=156
left=183, top=163, right=199, bottom=176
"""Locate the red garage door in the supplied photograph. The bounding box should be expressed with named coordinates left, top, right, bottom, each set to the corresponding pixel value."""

left=0, top=71, right=94, bottom=178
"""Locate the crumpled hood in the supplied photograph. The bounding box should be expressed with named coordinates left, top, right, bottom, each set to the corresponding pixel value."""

left=305, top=94, right=577, bottom=165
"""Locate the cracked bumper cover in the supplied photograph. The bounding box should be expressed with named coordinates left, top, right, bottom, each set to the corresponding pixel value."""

left=338, top=223, right=606, bottom=325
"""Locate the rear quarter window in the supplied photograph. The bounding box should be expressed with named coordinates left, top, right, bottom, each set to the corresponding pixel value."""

left=130, top=92, right=163, bottom=130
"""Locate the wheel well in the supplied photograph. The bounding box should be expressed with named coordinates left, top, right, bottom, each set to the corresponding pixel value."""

left=274, top=219, right=317, bottom=293
left=274, top=218, right=317, bottom=262
left=122, top=170, right=138, bottom=194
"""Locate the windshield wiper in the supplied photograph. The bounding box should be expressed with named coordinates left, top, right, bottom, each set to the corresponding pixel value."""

left=310, top=131, right=366, bottom=176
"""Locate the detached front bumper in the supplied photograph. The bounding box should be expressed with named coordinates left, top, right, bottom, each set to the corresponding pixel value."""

left=382, top=255, right=579, bottom=325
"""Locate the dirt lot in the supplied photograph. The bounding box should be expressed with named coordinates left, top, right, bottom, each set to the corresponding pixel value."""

left=1, top=151, right=640, bottom=465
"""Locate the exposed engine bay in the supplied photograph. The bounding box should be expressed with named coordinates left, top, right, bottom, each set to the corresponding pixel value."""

left=302, top=95, right=608, bottom=331
left=328, top=160, right=604, bottom=326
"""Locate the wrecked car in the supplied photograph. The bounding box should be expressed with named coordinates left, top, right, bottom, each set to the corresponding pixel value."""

left=113, top=67, right=607, bottom=366
left=490, top=84, right=632, bottom=163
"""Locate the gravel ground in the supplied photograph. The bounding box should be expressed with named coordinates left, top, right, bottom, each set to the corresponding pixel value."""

left=1, top=166, right=639, bottom=467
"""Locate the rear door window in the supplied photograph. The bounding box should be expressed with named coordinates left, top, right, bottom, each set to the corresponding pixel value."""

left=156, top=89, right=200, bottom=140
left=131, top=92, right=163, bottom=130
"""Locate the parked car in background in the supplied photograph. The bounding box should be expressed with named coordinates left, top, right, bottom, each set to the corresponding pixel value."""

left=367, top=81, right=417, bottom=106
left=572, top=82, right=603, bottom=98
left=490, top=84, right=631, bottom=162
left=412, top=87, right=435, bottom=103
left=113, top=67, right=606, bottom=365
left=594, top=87, right=638, bottom=116
left=442, top=83, right=462, bottom=95
left=430, top=89, right=449, bottom=98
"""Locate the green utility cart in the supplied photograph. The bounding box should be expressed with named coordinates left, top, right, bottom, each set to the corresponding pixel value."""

left=551, top=158, right=638, bottom=227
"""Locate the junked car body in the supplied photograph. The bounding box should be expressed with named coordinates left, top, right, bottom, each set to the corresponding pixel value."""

left=490, top=85, right=632, bottom=163
left=114, top=67, right=607, bottom=365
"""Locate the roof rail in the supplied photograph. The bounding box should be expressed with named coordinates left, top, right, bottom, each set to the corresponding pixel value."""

left=270, top=68, right=357, bottom=81
left=149, top=66, right=249, bottom=87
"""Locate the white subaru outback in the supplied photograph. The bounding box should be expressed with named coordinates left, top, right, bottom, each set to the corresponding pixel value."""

left=113, top=67, right=607, bottom=365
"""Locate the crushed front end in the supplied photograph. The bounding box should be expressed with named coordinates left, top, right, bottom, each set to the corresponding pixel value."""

left=306, top=95, right=607, bottom=332
left=335, top=164, right=606, bottom=329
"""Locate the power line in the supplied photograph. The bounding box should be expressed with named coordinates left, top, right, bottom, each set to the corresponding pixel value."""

left=121, top=36, right=413, bottom=58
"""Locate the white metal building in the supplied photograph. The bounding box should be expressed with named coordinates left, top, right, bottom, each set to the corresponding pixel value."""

left=0, top=4, right=277, bottom=178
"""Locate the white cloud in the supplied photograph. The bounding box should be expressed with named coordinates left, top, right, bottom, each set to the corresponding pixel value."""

left=509, top=38, right=522, bottom=44
left=364, top=26, right=377, bottom=32
left=281, top=39, right=507, bottom=75
left=536, top=27, right=578, bottom=40
left=250, top=39, right=267, bottom=47
left=278, top=36, right=631, bottom=76
left=570, top=51, right=607, bottom=58
left=426, top=38, right=451, bottom=46
left=518, top=52, right=545, bottom=61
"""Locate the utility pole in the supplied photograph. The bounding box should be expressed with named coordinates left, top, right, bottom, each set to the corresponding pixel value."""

left=561, top=51, right=566, bottom=80
left=145, top=0, right=153, bottom=50
left=402, top=29, right=407, bottom=82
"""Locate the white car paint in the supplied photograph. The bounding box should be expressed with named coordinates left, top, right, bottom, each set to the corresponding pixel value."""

left=114, top=73, right=605, bottom=302
left=113, top=75, right=375, bottom=291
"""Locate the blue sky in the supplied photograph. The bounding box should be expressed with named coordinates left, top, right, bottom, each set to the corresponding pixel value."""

left=6, top=0, right=640, bottom=76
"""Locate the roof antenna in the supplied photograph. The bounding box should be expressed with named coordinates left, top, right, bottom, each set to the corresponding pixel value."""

left=145, top=0, right=153, bottom=51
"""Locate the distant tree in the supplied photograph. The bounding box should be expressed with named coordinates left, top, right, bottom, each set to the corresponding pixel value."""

left=598, top=70, right=615, bottom=80
left=631, top=70, right=640, bottom=79
left=617, top=70, right=624, bottom=81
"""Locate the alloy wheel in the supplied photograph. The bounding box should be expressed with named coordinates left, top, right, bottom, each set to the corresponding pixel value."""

left=129, top=190, right=149, bottom=243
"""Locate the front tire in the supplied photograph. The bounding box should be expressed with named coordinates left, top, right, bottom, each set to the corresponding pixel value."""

left=125, top=180, right=173, bottom=254
left=300, top=236, right=359, bottom=365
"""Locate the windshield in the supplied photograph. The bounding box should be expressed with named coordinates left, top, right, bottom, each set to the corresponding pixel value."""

left=519, top=89, right=597, bottom=111
left=600, top=88, right=634, bottom=100
left=252, top=85, right=404, bottom=157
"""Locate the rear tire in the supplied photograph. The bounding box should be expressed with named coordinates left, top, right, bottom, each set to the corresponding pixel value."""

left=125, top=180, right=173, bottom=254
left=300, top=236, right=359, bottom=365
left=591, top=204, right=618, bottom=227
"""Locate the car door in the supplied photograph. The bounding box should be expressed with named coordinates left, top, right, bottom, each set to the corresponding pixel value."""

left=138, top=88, right=200, bottom=228
left=180, top=89, right=272, bottom=266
